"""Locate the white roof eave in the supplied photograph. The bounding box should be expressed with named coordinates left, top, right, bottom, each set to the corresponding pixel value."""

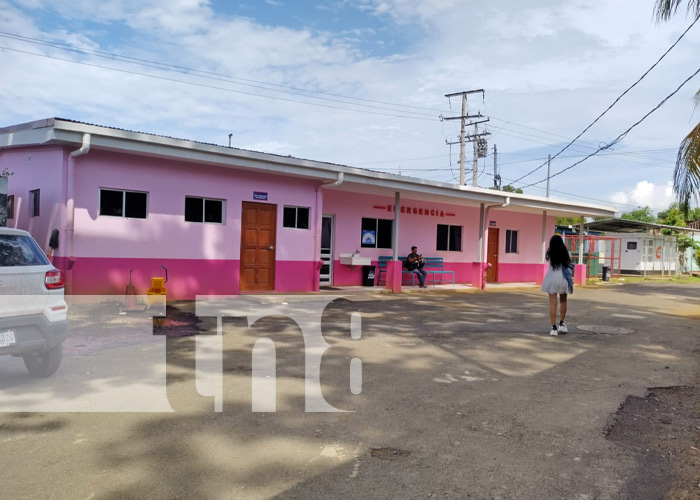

left=0, top=118, right=617, bottom=217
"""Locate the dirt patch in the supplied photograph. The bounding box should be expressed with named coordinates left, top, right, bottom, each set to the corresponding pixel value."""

left=606, top=385, right=700, bottom=500
left=152, top=305, right=203, bottom=337
left=676, top=308, right=700, bottom=320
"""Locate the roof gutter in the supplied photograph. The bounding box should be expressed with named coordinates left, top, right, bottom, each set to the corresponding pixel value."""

left=319, top=171, right=344, bottom=188
left=65, top=133, right=90, bottom=291
left=478, top=196, right=510, bottom=264
left=70, top=133, right=91, bottom=157
left=312, top=172, right=344, bottom=292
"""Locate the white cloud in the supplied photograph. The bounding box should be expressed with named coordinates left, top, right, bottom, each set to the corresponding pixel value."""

left=350, top=0, right=460, bottom=24
left=0, top=0, right=698, bottom=209
left=610, top=180, right=676, bottom=213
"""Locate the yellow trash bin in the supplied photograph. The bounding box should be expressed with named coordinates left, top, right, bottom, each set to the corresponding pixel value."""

left=147, top=277, right=167, bottom=311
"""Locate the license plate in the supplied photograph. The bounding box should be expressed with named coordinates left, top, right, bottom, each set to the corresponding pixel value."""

left=0, top=330, right=17, bottom=348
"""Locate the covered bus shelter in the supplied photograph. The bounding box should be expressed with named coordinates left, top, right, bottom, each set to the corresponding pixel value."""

left=584, top=218, right=700, bottom=277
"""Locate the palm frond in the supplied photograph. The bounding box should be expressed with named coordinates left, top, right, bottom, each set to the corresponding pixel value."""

left=673, top=120, right=700, bottom=205
left=655, top=0, right=700, bottom=21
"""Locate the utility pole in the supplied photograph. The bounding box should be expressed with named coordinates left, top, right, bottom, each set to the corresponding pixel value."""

left=472, top=123, right=479, bottom=187
left=546, top=154, right=551, bottom=198
left=459, top=94, right=467, bottom=186
left=443, top=89, right=490, bottom=186
left=493, top=144, right=499, bottom=189
left=465, top=127, right=491, bottom=187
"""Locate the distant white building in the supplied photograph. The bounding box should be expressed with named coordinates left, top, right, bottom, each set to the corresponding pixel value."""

left=585, top=219, right=700, bottom=276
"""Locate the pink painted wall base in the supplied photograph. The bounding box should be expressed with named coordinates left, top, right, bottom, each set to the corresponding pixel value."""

left=55, top=257, right=240, bottom=299
left=54, top=257, right=321, bottom=299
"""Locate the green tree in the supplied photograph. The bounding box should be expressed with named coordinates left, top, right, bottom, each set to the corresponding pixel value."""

left=555, top=216, right=584, bottom=227
left=687, top=207, right=700, bottom=222
left=676, top=200, right=700, bottom=222
left=658, top=206, right=686, bottom=226
left=488, top=184, right=524, bottom=194
left=501, top=184, right=524, bottom=194
left=655, top=1, right=700, bottom=209
left=658, top=206, right=686, bottom=234
left=677, top=234, right=700, bottom=269
left=620, top=206, right=656, bottom=222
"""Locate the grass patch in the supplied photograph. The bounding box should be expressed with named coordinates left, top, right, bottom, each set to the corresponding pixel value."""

left=611, top=275, right=700, bottom=285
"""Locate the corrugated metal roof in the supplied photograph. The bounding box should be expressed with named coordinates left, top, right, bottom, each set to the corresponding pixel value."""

left=0, top=117, right=619, bottom=217
left=585, top=218, right=700, bottom=233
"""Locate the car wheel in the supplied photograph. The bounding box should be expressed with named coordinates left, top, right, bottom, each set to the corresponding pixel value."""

left=22, top=343, right=63, bottom=378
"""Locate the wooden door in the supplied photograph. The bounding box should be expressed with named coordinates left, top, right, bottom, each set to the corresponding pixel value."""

left=240, top=202, right=276, bottom=292
left=486, top=227, right=499, bottom=283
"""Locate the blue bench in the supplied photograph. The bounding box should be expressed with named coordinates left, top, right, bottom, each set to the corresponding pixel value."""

left=377, top=256, right=455, bottom=287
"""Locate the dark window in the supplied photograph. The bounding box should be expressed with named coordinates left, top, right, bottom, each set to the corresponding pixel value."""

left=30, top=189, right=40, bottom=217
left=283, top=206, right=310, bottom=229
left=99, top=189, right=147, bottom=219
left=505, top=229, right=518, bottom=253
left=627, top=241, right=637, bottom=250
left=125, top=192, right=147, bottom=218
left=204, top=199, right=224, bottom=223
left=361, top=217, right=393, bottom=249
left=185, top=197, right=204, bottom=222
left=100, top=189, right=123, bottom=216
left=7, top=195, right=14, bottom=219
left=185, top=196, right=224, bottom=223
left=436, top=224, right=462, bottom=251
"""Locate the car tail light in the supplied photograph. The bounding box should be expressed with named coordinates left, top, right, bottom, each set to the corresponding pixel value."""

left=45, top=269, right=65, bottom=290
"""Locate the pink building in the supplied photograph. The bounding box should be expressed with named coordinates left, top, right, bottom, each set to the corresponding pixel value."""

left=0, top=118, right=615, bottom=299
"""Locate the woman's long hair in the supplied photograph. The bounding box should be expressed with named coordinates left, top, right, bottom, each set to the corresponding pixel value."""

left=545, top=235, right=571, bottom=269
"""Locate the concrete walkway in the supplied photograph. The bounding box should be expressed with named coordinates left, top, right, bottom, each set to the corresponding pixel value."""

left=0, top=282, right=698, bottom=499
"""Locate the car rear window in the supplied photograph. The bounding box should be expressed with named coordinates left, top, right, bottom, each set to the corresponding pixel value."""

left=0, top=235, right=50, bottom=267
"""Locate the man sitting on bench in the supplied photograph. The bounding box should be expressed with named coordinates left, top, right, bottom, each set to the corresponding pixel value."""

left=405, top=245, right=428, bottom=288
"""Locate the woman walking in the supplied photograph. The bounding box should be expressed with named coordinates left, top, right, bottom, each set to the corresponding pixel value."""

left=541, top=235, right=572, bottom=336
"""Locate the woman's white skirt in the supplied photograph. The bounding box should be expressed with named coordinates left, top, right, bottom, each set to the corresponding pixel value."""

left=541, top=267, right=569, bottom=294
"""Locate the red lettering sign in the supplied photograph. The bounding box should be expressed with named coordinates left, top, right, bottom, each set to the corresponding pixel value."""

left=372, top=203, right=449, bottom=218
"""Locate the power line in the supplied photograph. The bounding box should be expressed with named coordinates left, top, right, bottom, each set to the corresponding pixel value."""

left=522, top=65, right=700, bottom=188
left=354, top=154, right=451, bottom=166
left=490, top=116, right=677, bottom=162
left=479, top=170, right=648, bottom=211
left=0, top=45, right=441, bottom=121
left=486, top=126, right=675, bottom=168
left=0, top=31, right=447, bottom=118
left=493, top=147, right=677, bottom=157
left=509, top=14, right=700, bottom=185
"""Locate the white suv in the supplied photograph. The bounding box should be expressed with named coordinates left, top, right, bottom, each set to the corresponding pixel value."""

left=0, top=228, right=69, bottom=377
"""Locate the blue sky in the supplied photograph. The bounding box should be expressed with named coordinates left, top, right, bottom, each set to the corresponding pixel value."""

left=1, top=0, right=699, bottom=214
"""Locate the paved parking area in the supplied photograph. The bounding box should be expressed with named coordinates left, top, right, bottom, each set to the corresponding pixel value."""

left=0, top=283, right=698, bottom=499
